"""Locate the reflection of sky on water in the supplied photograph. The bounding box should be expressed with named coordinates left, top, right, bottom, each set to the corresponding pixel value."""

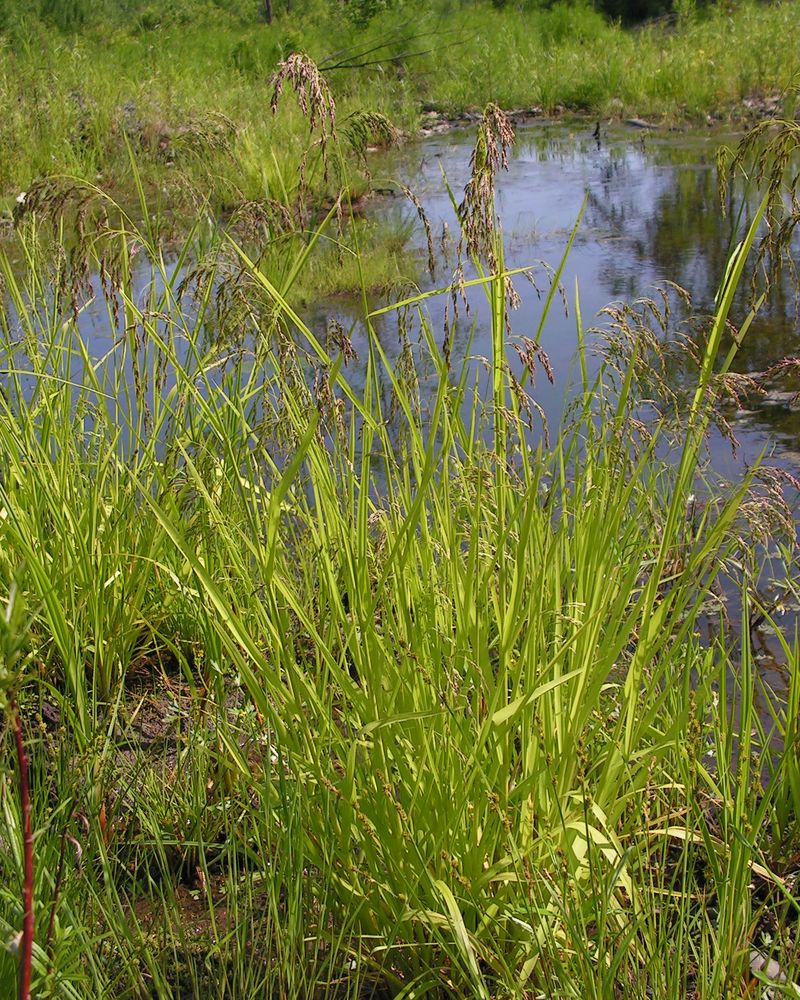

left=10, top=119, right=798, bottom=474
left=2, top=254, right=256, bottom=462
left=367, top=120, right=800, bottom=696
left=6, top=124, right=800, bottom=476
left=369, top=119, right=800, bottom=475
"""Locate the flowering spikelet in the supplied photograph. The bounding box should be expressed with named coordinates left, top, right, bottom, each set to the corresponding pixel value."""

left=270, top=52, right=336, bottom=157
left=458, top=103, right=515, bottom=269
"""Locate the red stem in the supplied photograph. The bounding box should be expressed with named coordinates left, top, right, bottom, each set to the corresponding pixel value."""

left=12, top=699, right=33, bottom=1000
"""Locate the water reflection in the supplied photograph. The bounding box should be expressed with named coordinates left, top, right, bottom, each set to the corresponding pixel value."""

left=373, top=118, right=800, bottom=469
left=4, top=120, right=799, bottom=468
left=371, top=120, right=800, bottom=701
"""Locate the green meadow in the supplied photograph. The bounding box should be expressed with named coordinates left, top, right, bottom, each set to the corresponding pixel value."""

left=1, top=0, right=800, bottom=219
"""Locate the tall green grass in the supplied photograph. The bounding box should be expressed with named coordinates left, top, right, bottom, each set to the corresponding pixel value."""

left=0, top=135, right=799, bottom=997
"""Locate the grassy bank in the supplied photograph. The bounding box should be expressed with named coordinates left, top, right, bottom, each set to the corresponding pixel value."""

left=0, top=104, right=799, bottom=996
left=1, top=0, right=799, bottom=221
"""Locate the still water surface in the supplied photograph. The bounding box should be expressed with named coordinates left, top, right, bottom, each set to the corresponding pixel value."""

left=12, top=119, right=798, bottom=473
left=366, top=118, right=800, bottom=478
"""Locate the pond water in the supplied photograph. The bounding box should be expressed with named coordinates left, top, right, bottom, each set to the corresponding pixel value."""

left=365, top=118, right=800, bottom=480
left=8, top=119, right=799, bottom=478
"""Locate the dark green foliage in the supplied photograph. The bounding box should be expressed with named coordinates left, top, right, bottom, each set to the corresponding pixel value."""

left=594, top=0, right=674, bottom=24
left=484, top=0, right=677, bottom=23
left=0, top=0, right=264, bottom=38
left=0, top=0, right=39, bottom=44
left=38, top=0, right=92, bottom=31
left=342, top=0, right=394, bottom=25
left=0, top=0, right=750, bottom=39
left=229, top=29, right=303, bottom=74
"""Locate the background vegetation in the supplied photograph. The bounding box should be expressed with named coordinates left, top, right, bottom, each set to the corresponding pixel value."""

left=1, top=0, right=799, bottom=220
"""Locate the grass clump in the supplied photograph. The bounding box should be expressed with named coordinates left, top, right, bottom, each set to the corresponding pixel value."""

left=0, top=105, right=799, bottom=997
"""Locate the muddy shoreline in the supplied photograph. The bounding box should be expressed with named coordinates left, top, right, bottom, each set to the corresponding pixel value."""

left=414, top=90, right=786, bottom=139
